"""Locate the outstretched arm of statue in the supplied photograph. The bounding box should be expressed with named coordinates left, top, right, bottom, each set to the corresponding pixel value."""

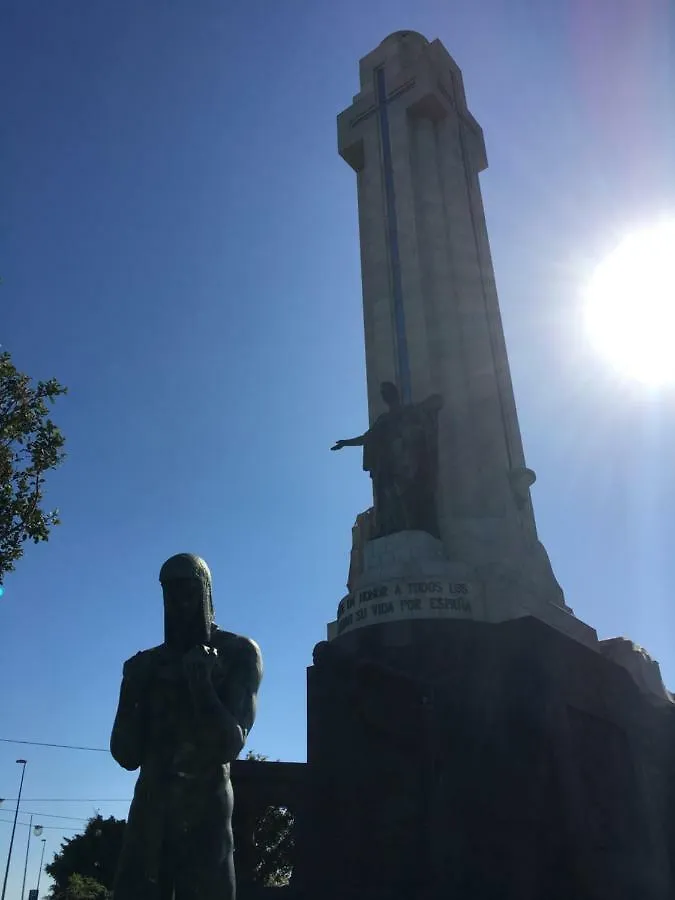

left=185, top=638, right=263, bottom=763
left=110, top=653, right=149, bottom=771
left=331, top=434, right=365, bottom=450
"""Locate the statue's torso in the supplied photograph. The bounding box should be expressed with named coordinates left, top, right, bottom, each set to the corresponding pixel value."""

left=133, top=629, right=245, bottom=778
left=367, top=407, right=429, bottom=480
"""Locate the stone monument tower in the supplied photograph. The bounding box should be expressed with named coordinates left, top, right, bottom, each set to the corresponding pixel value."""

left=330, top=30, right=593, bottom=645
left=298, top=31, right=675, bottom=900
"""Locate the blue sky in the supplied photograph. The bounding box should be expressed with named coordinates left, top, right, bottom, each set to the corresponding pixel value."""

left=1, top=0, right=674, bottom=892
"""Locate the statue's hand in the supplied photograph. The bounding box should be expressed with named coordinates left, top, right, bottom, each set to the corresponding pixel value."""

left=183, top=644, right=218, bottom=687
left=331, top=440, right=345, bottom=451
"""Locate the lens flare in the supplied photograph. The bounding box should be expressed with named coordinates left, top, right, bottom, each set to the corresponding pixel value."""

left=585, top=221, right=675, bottom=384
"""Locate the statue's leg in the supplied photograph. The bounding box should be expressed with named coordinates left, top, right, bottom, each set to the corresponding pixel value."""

left=157, top=840, right=176, bottom=900
left=173, top=827, right=235, bottom=900
left=173, top=779, right=235, bottom=900
left=113, top=791, right=165, bottom=900
left=403, top=478, right=437, bottom=536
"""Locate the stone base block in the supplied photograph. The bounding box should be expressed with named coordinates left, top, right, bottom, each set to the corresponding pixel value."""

left=306, top=617, right=675, bottom=900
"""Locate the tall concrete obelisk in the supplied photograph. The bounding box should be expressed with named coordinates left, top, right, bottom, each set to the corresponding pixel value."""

left=333, top=31, right=594, bottom=644
left=301, top=35, right=674, bottom=900
left=301, top=34, right=673, bottom=900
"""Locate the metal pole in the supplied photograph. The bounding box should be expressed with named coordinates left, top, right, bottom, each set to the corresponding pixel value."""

left=0, top=759, right=27, bottom=900
left=20, top=814, right=33, bottom=900
left=35, top=839, right=46, bottom=897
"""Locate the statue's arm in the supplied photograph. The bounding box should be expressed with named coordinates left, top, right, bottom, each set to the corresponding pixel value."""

left=189, top=638, right=263, bottom=762
left=110, top=654, right=148, bottom=771
left=331, top=434, right=366, bottom=450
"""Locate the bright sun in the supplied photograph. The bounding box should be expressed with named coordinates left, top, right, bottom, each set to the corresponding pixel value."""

left=585, top=220, right=675, bottom=385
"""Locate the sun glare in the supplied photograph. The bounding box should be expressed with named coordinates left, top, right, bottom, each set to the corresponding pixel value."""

left=585, top=220, right=675, bottom=385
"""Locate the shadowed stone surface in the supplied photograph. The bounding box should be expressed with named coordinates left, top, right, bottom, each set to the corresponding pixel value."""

left=301, top=617, right=675, bottom=900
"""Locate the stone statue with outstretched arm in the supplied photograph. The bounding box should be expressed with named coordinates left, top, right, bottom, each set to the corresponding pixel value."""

left=332, top=381, right=443, bottom=538
left=110, top=553, right=263, bottom=900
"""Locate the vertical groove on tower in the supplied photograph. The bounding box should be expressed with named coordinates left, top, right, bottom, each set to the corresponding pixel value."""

left=374, top=67, right=412, bottom=403
left=456, top=121, right=515, bottom=474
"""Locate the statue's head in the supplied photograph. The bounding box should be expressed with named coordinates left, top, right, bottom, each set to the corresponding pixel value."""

left=159, top=553, right=214, bottom=651
left=380, top=381, right=401, bottom=408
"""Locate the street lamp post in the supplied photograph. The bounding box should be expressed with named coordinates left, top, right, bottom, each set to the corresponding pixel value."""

left=21, top=817, right=43, bottom=900
left=0, top=758, right=27, bottom=900
left=35, top=838, right=46, bottom=898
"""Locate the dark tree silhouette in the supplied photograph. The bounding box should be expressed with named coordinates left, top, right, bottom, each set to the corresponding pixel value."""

left=245, top=752, right=295, bottom=887
left=46, top=815, right=124, bottom=898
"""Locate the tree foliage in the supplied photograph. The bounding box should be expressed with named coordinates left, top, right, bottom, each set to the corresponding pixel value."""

left=245, top=751, right=295, bottom=887
left=58, top=873, right=109, bottom=900
left=252, top=803, right=295, bottom=887
left=46, top=816, right=124, bottom=898
left=0, top=350, right=67, bottom=581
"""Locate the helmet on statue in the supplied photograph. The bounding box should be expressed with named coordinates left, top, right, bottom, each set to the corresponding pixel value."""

left=159, top=553, right=215, bottom=650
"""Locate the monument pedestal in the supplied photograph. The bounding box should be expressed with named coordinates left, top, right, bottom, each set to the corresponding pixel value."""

left=305, top=616, right=675, bottom=900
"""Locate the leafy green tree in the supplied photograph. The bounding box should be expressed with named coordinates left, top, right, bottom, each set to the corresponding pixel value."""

left=46, top=816, right=124, bottom=898
left=0, top=350, right=67, bottom=581
left=58, top=873, right=109, bottom=900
